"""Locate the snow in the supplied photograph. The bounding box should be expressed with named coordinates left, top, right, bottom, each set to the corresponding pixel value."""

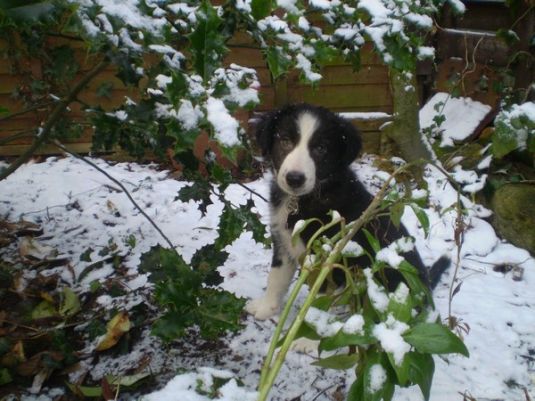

left=305, top=307, right=344, bottom=337
left=1, top=155, right=535, bottom=401
left=372, top=315, right=411, bottom=365
left=205, top=97, right=240, bottom=146
left=342, top=314, right=365, bottom=335
left=420, top=92, right=493, bottom=147
left=369, top=364, right=387, bottom=393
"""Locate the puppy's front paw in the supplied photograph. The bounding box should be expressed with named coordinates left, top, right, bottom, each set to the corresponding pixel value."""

left=290, top=338, right=319, bottom=355
left=245, top=297, right=279, bottom=320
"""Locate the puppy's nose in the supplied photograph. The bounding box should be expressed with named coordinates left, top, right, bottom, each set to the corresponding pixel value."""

left=286, top=171, right=306, bottom=189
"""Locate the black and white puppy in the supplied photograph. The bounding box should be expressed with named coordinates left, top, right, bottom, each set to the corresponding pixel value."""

left=246, top=103, right=447, bottom=320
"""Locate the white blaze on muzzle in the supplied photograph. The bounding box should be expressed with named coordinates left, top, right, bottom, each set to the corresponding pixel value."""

left=277, top=112, right=318, bottom=196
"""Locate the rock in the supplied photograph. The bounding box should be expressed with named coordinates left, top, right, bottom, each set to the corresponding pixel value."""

left=492, top=183, right=535, bottom=254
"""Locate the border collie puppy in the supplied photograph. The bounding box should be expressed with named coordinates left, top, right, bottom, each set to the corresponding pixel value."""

left=246, top=103, right=448, bottom=320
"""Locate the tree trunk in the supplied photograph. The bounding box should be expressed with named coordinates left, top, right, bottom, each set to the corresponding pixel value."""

left=383, top=68, right=433, bottom=163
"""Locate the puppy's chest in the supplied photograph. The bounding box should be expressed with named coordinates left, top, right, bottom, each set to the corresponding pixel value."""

left=271, top=196, right=330, bottom=249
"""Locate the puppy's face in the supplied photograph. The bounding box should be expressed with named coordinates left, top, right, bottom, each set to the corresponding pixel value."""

left=256, top=104, right=361, bottom=196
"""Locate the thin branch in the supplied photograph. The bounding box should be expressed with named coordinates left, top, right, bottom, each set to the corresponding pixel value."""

left=0, top=101, right=55, bottom=122
left=237, top=182, right=268, bottom=203
left=51, top=140, right=176, bottom=250
left=0, top=58, right=110, bottom=182
left=0, top=130, right=35, bottom=145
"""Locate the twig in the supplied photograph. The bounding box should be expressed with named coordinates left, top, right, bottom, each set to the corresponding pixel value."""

left=237, top=182, right=268, bottom=203
left=0, top=100, right=55, bottom=122
left=0, top=59, right=110, bottom=182
left=51, top=140, right=175, bottom=249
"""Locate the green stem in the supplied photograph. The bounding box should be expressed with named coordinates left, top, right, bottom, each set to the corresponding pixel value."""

left=258, top=266, right=312, bottom=387
left=256, top=162, right=414, bottom=401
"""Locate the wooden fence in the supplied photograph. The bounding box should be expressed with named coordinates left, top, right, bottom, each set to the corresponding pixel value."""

left=0, top=32, right=392, bottom=157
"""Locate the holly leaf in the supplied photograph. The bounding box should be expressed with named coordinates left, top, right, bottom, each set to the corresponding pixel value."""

left=265, top=46, right=291, bottom=80
left=251, top=0, right=272, bottom=19
left=188, top=1, right=228, bottom=81
left=176, top=180, right=213, bottom=216
left=190, top=244, right=228, bottom=286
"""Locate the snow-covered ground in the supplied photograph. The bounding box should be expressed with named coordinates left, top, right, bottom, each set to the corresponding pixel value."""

left=0, top=156, right=534, bottom=401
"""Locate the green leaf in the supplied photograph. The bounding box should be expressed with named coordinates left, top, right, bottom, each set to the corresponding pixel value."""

left=362, top=353, right=395, bottom=401
left=265, top=46, right=291, bottom=80
left=403, top=323, right=469, bottom=357
left=363, top=228, right=381, bottom=253
left=176, top=180, right=213, bottom=216
left=0, top=368, right=12, bottom=386
left=251, top=0, right=272, bottom=19
left=386, top=351, right=410, bottom=386
left=139, top=245, right=190, bottom=283
left=190, top=244, right=227, bottom=286
left=188, top=1, right=228, bottom=81
left=407, top=352, right=435, bottom=401
left=107, top=372, right=150, bottom=387
left=409, top=204, right=429, bottom=238
left=496, top=28, right=520, bottom=46
left=59, top=287, right=81, bottom=317
left=312, top=353, right=359, bottom=370
left=31, top=300, right=58, bottom=320
left=320, top=328, right=376, bottom=352
left=66, top=382, right=103, bottom=397
left=215, top=201, right=268, bottom=250
left=492, top=119, right=521, bottom=159
left=389, top=202, right=404, bottom=229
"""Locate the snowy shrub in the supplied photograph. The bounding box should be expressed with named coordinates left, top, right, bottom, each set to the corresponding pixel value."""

left=258, top=169, right=468, bottom=401
left=492, top=101, right=535, bottom=159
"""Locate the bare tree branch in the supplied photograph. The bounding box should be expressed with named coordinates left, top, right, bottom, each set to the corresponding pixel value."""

left=0, top=59, right=110, bottom=182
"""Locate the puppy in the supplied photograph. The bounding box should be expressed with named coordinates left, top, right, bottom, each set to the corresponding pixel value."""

left=246, top=103, right=447, bottom=320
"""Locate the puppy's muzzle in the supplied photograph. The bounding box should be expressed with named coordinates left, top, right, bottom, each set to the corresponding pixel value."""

left=285, top=171, right=306, bottom=189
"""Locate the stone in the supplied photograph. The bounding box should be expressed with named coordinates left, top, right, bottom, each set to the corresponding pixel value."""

left=492, top=183, right=535, bottom=254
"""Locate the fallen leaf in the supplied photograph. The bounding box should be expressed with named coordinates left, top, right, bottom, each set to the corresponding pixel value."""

left=95, top=312, right=131, bottom=351
left=19, top=237, right=57, bottom=261
left=59, top=287, right=81, bottom=317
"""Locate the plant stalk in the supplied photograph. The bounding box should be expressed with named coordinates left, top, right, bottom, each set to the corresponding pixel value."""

left=257, top=163, right=409, bottom=401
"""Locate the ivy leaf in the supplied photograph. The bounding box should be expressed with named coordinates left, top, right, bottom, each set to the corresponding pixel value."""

left=403, top=323, right=469, bottom=357
left=176, top=180, right=213, bottom=216
left=188, top=1, right=228, bottom=81
left=312, top=353, right=359, bottom=370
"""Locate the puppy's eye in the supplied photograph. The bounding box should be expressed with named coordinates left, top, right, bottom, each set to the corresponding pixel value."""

left=313, top=144, right=327, bottom=156
left=280, top=138, right=293, bottom=150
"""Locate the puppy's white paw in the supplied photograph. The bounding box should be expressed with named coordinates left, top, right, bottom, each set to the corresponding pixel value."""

left=245, top=297, right=280, bottom=320
left=291, top=338, right=319, bottom=355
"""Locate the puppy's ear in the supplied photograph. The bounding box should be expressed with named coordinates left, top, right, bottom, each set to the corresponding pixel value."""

left=254, top=110, right=277, bottom=157
left=340, top=119, right=362, bottom=165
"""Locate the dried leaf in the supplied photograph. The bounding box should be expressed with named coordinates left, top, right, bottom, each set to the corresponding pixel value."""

left=19, top=237, right=57, bottom=261
left=95, top=312, right=131, bottom=351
